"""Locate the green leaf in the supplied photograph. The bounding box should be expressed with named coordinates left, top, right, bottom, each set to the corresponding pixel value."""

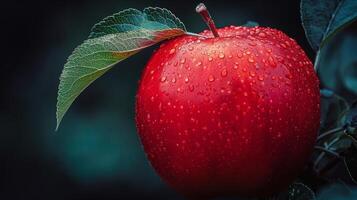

left=318, top=31, right=357, bottom=99
left=301, top=0, right=357, bottom=51
left=343, top=145, right=357, bottom=184
left=89, top=7, right=186, bottom=39
left=278, top=182, right=316, bottom=200
left=56, top=8, right=187, bottom=130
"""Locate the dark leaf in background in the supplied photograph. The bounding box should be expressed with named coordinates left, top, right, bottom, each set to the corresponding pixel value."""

left=318, top=30, right=357, bottom=101
left=333, top=136, right=353, bottom=153
left=301, top=0, right=357, bottom=51
left=317, top=184, right=357, bottom=200
left=342, top=100, right=357, bottom=143
left=343, top=101, right=357, bottom=128
left=320, top=89, right=349, bottom=131
left=344, top=145, right=357, bottom=184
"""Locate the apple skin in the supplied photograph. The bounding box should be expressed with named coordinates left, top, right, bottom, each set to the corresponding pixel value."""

left=135, top=26, right=320, bottom=198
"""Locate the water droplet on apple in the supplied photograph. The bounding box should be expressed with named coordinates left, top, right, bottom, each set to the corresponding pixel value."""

left=268, top=56, right=277, bottom=68
left=221, top=68, right=227, bottom=77
left=219, top=53, right=225, bottom=59
left=172, top=77, right=176, bottom=83
left=169, top=48, right=176, bottom=54
left=248, top=57, right=255, bottom=63
left=189, top=85, right=194, bottom=91
left=233, top=63, right=239, bottom=69
left=184, top=77, right=189, bottom=83
left=208, top=57, right=213, bottom=61
left=208, top=75, right=215, bottom=82
left=258, top=32, right=266, bottom=37
left=160, top=76, right=167, bottom=82
left=158, top=102, right=162, bottom=111
left=180, top=58, right=186, bottom=64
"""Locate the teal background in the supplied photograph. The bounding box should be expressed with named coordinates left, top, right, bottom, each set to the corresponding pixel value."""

left=1, top=0, right=357, bottom=199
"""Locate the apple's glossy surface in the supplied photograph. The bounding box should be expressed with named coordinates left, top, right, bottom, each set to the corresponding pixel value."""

left=136, top=26, right=320, bottom=198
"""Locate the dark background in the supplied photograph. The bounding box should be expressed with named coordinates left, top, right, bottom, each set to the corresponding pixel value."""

left=1, top=0, right=354, bottom=199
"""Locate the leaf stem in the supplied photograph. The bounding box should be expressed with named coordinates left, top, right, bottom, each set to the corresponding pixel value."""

left=314, top=136, right=341, bottom=170
left=317, top=126, right=344, bottom=141
left=314, top=146, right=341, bottom=158
left=185, top=32, right=209, bottom=38
left=346, top=134, right=357, bottom=144
left=314, top=49, right=321, bottom=71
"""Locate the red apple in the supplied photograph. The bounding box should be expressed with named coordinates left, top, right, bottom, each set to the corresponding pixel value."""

left=135, top=5, right=320, bottom=199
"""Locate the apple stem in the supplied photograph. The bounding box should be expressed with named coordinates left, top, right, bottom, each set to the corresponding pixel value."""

left=195, top=3, right=220, bottom=38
